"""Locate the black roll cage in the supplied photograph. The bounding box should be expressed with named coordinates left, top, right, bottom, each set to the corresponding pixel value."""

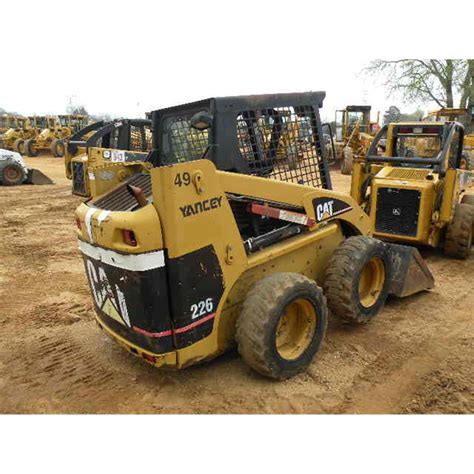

left=149, top=92, right=332, bottom=190
left=366, top=122, right=465, bottom=175
left=68, top=119, right=151, bottom=154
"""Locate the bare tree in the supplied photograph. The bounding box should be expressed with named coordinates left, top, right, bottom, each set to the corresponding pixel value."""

left=366, top=59, right=474, bottom=109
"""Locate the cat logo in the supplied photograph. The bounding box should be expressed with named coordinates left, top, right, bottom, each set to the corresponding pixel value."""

left=316, top=200, right=335, bottom=221
left=85, top=259, right=130, bottom=327
left=313, top=197, right=352, bottom=223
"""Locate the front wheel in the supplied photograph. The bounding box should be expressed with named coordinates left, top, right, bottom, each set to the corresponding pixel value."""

left=324, top=236, right=391, bottom=324
left=236, top=273, right=327, bottom=380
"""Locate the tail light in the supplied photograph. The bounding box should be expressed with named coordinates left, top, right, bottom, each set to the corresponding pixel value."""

left=122, top=229, right=137, bottom=247
left=75, top=217, right=82, bottom=230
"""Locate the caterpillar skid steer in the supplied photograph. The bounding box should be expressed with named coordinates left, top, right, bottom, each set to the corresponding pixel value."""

left=75, top=92, right=434, bottom=379
left=65, top=119, right=153, bottom=197
left=350, top=121, right=474, bottom=258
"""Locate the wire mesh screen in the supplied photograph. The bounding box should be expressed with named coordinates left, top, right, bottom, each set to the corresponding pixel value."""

left=163, top=116, right=209, bottom=163
left=236, top=106, right=326, bottom=188
left=130, top=125, right=153, bottom=152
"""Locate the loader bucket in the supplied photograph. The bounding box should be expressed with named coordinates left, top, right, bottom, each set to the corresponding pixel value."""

left=387, top=244, right=435, bottom=298
left=25, top=168, right=54, bottom=185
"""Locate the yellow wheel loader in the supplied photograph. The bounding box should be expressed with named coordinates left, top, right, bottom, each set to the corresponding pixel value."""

left=0, top=116, right=37, bottom=154
left=74, top=93, right=434, bottom=379
left=51, top=114, right=89, bottom=158
left=24, top=115, right=86, bottom=158
left=0, top=115, right=19, bottom=136
left=350, top=121, right=474, bottom=259
left=334, top=105, right=380, bottom=175
left=0, top=115, right=22, bottom=148
left=426, top=108, right=474, bottom=169
left=65, top=118, right=153, bottom=197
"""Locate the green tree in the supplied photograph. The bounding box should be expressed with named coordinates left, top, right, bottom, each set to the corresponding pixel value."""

left=366, top=59, right=474, bottom=109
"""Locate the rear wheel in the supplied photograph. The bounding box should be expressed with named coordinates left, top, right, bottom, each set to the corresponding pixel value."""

left=25, top=139, right=38, bottom=157
left=444, top=203, right=473, bottom=259
left=340, top=147, right=353, bottom=175
left=324, top=236, right=391, bottom=324
left=0, top=158, right=26, bottom=185
left=51, top=139, right=65, bottom=158
left=236, top=273, right=327, bottom=380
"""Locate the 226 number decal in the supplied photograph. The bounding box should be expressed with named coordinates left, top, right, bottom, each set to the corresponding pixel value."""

left=190, top=298, right=214, bottom=319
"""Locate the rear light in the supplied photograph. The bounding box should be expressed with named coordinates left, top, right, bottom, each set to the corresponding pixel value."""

left=75, top=217, right=81, bottom=230
left=122, top=229, right=137, bottom=246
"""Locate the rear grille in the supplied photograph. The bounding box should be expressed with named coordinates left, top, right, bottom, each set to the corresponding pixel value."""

left=72, top=161, right=86, bottom=195
left=375, top=187, right=421, bottom=237
left=92, top=173, right=152, bottom=211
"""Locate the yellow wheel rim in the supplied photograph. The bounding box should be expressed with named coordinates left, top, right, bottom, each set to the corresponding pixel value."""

left=275, top=299, right=317, bottom=360
left=358, top=256, right=385, bottom=308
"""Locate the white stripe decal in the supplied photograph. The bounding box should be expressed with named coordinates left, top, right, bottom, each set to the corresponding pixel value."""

left=78, top=240, right=165, bottom=271
left=97, top=210, right=111, bottom=226
left=84, top=207, right=96, bottom=243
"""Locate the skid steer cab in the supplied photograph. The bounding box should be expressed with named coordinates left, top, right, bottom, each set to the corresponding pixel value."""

left=350, top=121, right=474, bottom=258
left=76, top=156, right=434, bottom=379
left=65, top=119, right=153, bottom=197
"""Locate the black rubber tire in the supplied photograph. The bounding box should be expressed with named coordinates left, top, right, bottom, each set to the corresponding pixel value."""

left=444, top=203, right=473, bottom=259
left=0, top=158, right=26, bottom=185
left=236, top=272, right=327, bottom=380
left=25, top=139, right=38, bottom=157
left=51, top=139, right=65, bottom=158
left=13, top=139, right=24, bottom=154
left=340, top=147, right=353, bottom=175
left=323, top=236, right=391, bottom=324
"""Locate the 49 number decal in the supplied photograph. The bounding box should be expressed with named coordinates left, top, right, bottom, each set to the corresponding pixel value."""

left=174, top=172, right=191, bottom=187
left=190, top=298, right=213, bottom=319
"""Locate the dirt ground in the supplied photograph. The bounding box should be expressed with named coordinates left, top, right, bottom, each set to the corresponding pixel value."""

left=0, top=155, right=473, bottom=414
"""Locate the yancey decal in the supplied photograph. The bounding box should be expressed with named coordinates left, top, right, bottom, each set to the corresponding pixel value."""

left=313, top=197, right=352, bottom=222
left=179, top=196, right=223, bottom=218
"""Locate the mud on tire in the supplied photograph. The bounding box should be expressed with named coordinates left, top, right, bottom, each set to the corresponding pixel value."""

left=444, top=203, right=473, bottom=259
left=324, top=236, right=391, bottom=324
left=236, top=272, right=327, bottom=380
